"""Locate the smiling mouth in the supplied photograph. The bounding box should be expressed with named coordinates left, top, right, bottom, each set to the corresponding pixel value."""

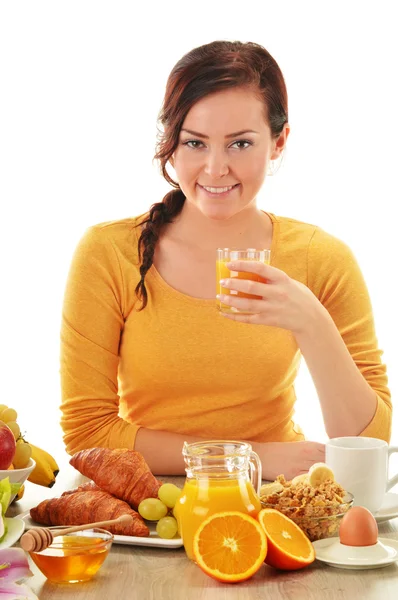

left=198, top=184, right=239, bottom=195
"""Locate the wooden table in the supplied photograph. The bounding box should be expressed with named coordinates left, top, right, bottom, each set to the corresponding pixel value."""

left=7, top=459, right=398, bottom=600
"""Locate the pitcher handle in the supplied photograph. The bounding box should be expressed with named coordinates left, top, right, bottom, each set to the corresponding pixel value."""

left=249, top=451, right=262, bottom=496
left=387, top=446, right=398, bottom=491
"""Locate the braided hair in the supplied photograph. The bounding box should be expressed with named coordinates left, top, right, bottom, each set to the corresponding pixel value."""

left=135, top=40, right=288, bottom=309
left=135, top=189, right=185, bottom=309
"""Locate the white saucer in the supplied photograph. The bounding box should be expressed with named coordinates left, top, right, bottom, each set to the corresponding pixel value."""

left=0, top=517, right=25, bottom=549
left=21, top=514, right=183, bottom=549
left=313, top=537, right=398, bottom=570
left=373, top=493, right=398, bottom=523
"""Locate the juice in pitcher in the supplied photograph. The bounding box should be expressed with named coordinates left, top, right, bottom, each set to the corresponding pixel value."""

left=174, top=441, right=262, bottom=560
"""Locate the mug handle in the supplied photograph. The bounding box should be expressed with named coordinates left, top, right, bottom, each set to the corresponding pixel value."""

left=387, top=446, right=398, bottom=491
left=249, top=451, right=262, bottom=496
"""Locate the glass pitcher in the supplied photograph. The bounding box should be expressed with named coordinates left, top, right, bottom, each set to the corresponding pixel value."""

left=174, top=440, right=262, bottom=560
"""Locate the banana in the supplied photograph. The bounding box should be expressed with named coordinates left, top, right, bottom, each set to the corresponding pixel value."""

left=27, top=444, right=58, bottom=488
left=291, top=473, right=310, bottom=486
left=308, top=462, right=335, bottom=487
left=29, top=443, right=59, bottom=476
left=12, top=484, right=25, bottom=502
left=260, top=481, right=284, bottom=497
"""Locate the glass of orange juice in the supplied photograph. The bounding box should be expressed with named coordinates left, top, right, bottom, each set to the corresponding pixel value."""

left=174, top=441, right=262, bottom=560
left=216, top=248, right=271, bottom=314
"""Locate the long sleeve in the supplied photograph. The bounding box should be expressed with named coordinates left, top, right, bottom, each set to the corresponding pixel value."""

left=60, top=224, right=139, bottom=454
left=307, top=228, right=392, bottom=442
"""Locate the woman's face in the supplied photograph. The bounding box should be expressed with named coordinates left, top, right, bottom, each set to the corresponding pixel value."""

left=172, top=87, right=289, bottom=221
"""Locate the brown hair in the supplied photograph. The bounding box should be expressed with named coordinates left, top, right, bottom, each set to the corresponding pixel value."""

left=135, top=40, right=289, bottom=309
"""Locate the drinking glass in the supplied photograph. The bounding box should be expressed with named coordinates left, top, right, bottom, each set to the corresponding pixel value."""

left=216, top=248, right=271, bottom=314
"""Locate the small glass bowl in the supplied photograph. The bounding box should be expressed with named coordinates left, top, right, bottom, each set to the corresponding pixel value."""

left=0, top=458, right=36, bottom=508
left=29, top=527, right=113, bottom=583
left=260, top=492, right=354, bottom=542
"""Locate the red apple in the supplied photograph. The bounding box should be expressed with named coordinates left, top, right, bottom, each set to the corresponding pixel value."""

left=0, top=421, right=16, bottom=469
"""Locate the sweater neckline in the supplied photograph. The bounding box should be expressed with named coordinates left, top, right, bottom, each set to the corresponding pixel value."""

left=142, top=211, right=278, bottom=306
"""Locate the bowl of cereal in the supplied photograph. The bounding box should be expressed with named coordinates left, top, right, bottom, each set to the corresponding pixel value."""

left=260, top=475, right=354, bottom=542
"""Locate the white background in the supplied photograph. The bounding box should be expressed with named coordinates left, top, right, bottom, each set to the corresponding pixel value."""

left=0, top=1, right=396, bottom=459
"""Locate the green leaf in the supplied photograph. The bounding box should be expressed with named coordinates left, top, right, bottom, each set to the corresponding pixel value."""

left=0, top=477, right=21, bottom=517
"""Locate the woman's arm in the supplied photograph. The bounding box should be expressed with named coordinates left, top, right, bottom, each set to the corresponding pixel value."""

left=135, top=427, right=325, bottom=479
left=218, top=230, right=391, bottom=442
left=294, top=304, right=380, bottom=439
left=303, top=229, right=391, bottom=441
left=60, top=225, right=140, bottom=454
left=134, top=428, right=200, bottom=474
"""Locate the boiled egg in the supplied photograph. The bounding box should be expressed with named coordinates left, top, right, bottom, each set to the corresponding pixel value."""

left=339, top=506, right=378, bottom=547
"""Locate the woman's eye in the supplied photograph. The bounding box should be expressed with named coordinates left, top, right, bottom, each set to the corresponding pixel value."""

left=183, top=140, right=204, bottom=149
left=231, top=140, right=252, bottom=149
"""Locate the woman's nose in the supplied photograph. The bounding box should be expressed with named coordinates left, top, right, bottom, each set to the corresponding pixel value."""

left=203, top=151, right=229, bottom=178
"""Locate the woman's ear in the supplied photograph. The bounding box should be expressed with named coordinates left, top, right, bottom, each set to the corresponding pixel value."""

left=271, top=123, right=290, bottom=160
left=169, top=154, right=175, bottom=168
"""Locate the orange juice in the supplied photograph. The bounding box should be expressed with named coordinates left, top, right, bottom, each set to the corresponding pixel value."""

left=174, top=477, right=261, bottom=560
left=216, top=259, right=268, bottom=300
left=216, top=248, right=270, bottom=314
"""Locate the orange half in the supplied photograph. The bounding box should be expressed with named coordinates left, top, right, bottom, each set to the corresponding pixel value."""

left=193, top=511, right=267, bottom=583
left=258, top=508, right=315, bottom=570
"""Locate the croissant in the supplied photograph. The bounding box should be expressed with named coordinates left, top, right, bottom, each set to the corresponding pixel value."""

left=30, top=490, right=149, bottom=537
left=61, top=481, right=102, bottom=495
left=70, top=448, right=162, bottom=509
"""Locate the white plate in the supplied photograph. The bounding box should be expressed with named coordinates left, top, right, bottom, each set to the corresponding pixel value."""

left=0, top=517, right=25, bottom=549
left=373, top=493, right=398, bottom=523
left=21, top=514, right=183, bottom=549
left=313, top=537, right=398, bottom=570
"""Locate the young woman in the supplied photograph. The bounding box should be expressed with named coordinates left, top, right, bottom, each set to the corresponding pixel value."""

left=60, top=41, right=391, bottom=479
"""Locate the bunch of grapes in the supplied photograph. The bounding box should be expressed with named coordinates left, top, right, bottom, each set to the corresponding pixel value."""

left=138, top=483, right=182, bottom=539
left=0, top=404, right=32, bottom=468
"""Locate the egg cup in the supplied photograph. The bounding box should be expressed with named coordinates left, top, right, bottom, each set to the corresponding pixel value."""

left=313, top=537, right=398, bottom=569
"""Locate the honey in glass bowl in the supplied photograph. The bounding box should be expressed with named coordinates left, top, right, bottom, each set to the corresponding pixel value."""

left=29, top=527, right=113, bottom=583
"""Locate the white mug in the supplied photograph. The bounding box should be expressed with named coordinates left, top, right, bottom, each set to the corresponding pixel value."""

left=325, top=437, right=398, bottom=513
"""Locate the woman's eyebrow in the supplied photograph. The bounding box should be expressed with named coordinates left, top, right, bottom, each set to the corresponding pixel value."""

left=180, top=128, right=259, bottom=139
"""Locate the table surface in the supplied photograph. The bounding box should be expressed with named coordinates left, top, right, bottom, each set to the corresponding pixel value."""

left=6, top=456, right=398, bottom=600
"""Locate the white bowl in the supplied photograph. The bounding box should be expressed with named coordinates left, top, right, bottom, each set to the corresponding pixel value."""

left=0, top=458, right=36, bottom=507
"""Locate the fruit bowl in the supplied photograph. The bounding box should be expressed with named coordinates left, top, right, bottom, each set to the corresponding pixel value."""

left=29, top=527, right=113, bottom=583
left=0, top=458, right=36, bottom=508
left=260, top=492, right=354, bottom=542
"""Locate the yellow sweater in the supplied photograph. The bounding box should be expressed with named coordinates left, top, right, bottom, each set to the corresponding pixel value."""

left=60, top=213, right=391, bottom=454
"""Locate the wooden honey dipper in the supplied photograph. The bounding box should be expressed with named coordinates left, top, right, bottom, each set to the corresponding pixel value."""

left=20, top=513, right=134, bottom=552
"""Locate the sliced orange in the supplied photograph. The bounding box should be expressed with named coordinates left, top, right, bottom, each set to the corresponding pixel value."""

left=257, top=508, right=315, bottom=570
left=192, top=511, right=267, bottom=583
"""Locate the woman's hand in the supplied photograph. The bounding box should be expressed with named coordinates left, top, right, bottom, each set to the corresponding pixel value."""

left=255, top=441, right=326, bottom=481
left=217, top=260, right=327, bottom=335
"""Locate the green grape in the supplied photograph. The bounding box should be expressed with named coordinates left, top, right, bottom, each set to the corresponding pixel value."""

left=6, top=420, right=20, bottom=440
left=138, top=498, right=168, bottom=521
left=1, top=407, right=18, bottom=423
left=13, top=441, right=32, bottom=469
left=156, top=516, right=178, bottom=539
left=158, top=483, right=182, bottom=508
